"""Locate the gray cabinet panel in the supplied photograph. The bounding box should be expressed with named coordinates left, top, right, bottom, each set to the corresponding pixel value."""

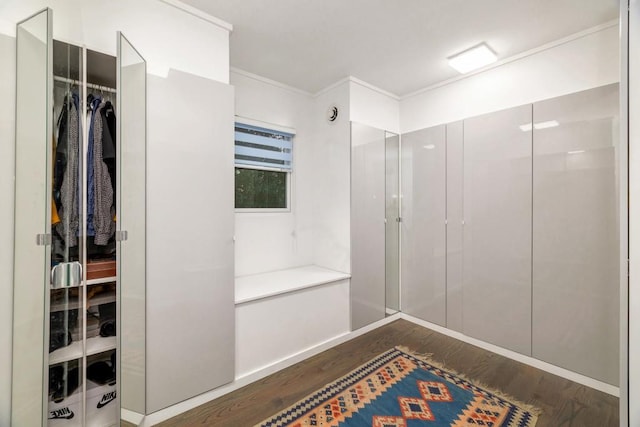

left=385, top=132, right=400, bottom=312
left=118, top=33, right=147, bottom=414
left=147, top=72, right=235, bottom=412
left=401, top=125, right=447, bottom=326
left=532, top=84, right=619, bottom=385
left=463, top=105, right=532, bottom=355
left=351, top=123, right=386, bottom=329
left=446, top=121, right=464, bottom=332
left=12, top=10, right=51, bottom=426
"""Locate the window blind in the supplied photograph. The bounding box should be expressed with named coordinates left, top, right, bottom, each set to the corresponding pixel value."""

left=235, top=123, right=293, bottom=171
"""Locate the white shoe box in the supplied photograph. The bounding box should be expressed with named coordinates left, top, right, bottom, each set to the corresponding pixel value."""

left=47, top=381, right=118, bottom=427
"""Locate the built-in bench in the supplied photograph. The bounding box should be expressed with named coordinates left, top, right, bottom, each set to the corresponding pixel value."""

left=234, top=265, right=351, bottom=376
left=235, top=265, right=350, bottom=305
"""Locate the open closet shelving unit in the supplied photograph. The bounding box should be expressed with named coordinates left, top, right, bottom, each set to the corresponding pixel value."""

left=12, top=8, right=147, bottom=426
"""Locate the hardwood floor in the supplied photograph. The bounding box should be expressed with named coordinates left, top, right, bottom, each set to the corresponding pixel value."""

left=153, top=319, right=618, bottom=426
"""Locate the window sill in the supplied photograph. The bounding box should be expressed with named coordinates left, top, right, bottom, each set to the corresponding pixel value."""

left=235, top=265, right=350, bottom=305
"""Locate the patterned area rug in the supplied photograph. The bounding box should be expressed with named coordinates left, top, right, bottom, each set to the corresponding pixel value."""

left=256, top=347, right=539, bottom=426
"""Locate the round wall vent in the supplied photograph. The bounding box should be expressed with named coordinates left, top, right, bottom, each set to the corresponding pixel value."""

left=326, top=104, right=339, bottom=123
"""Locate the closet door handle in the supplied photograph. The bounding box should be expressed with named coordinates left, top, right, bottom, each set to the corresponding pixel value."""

left=36, top=233, right=51, bottom=246
left=51, top=261, right=82, bottom=288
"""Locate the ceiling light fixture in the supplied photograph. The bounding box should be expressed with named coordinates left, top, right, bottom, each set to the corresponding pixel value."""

left=423, top=144, right=435, bottom=150
left=568, top=150, right=585, bottom=154
left=448, top=43, right=497, bottom=74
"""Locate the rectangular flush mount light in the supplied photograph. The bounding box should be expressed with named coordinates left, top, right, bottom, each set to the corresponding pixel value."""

left=448, top=43, right=497, bottom=74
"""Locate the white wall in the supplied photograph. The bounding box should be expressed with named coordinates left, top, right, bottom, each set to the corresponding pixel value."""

left=231, top=70, right=315, bottom=276
left=0, top=0, right=230, bottom=83
left=400, top=24, right=619, bottom=133
left=313, top=81, right=352, bottom=273
left=232, top=73, right=400, bottom=277
left=349, top=79, right=400, bottom=134
left=231, top=72, right=356, bottom=393
left=0, top=33, right=16, bottom=427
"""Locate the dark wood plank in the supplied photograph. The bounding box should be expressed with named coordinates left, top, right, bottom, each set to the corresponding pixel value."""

left=154, top=319, right=618, bottom=427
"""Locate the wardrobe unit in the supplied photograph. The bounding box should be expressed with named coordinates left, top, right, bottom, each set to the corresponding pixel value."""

left=400, top=83, right=620, bottom=385
left=12, top=8, right=147, bottom=426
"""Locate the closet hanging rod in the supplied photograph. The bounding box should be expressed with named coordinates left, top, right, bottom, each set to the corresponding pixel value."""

left=53, top=75, right=117, bottom=93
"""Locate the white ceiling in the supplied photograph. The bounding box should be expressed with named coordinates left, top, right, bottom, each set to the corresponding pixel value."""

left=181, top=0, right=619, bottom=96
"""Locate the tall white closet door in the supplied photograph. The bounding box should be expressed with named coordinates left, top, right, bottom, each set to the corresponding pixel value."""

left=401, top=125, right=446, bottom=325
left=146, top=71, right=235, bottom=412
left=351, top=122, right=386, bottom=330
left=446, top=121, right=464, bottom=332
left=12, top=9, right=52, bottom=427
left=385, top=132, right=400, bottom=313
left=117, top=32, right=147, bottom=414
left=532, top=84, right=619, bottom=385
left=463, top=105, right=532, bottom=355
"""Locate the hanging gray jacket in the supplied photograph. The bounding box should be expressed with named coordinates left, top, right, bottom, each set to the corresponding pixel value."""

left=93, top=101, right=116, bottom=245
left=55, top=96, right=80, bottom=247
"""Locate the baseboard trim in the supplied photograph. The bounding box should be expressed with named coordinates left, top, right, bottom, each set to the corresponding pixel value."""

left=121, top=408, right=145, bottom=425
left=399, top=313, right=620, bottom=397
left=138, top=314, right=401, bottom=426
left=385, top=307, right=400, bottom=316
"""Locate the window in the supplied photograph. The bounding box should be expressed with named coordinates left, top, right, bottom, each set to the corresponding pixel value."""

left=235, top=122, right=293, bottom=210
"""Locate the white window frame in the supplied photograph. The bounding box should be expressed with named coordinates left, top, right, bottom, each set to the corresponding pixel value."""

left=234, top=118, right=295, bottom=213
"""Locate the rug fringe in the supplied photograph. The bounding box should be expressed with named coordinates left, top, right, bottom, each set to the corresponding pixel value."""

left=394, top=345, right=543, bottom=418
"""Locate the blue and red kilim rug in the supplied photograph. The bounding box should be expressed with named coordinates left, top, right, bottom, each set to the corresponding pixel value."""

left=256, top=347, right=539, bottom=427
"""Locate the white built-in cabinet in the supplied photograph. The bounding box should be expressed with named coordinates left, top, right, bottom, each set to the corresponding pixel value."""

left=12, top=8, right=147, bottom=426
left=11, top=8, right=237, bottom=423
left=401, top=83, right=620, bottom=385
